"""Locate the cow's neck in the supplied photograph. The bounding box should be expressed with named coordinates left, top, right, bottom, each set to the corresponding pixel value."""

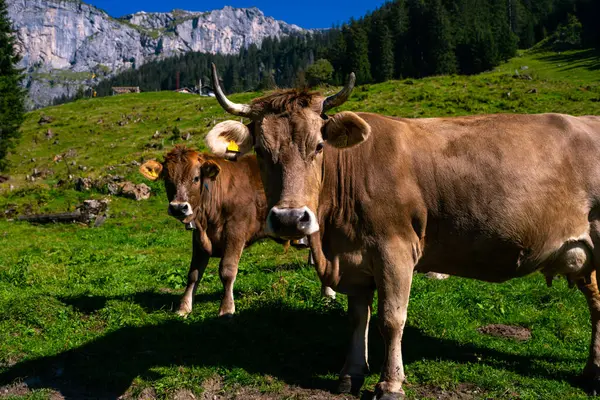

left=318, top=147, right=362, bottom=228
left=195, top=175, right=225, bottom=231
left=310, top=147, right=367, bottom=286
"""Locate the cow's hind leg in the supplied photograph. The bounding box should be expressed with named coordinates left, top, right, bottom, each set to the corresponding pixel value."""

left=372, top=239, right=416, bottom=400
left=218, top=238, right=244, bottom=317
left=338, top=288, right=374, bottom=394
left=177, top=235, right=210, bottom=317
left=578, top=220, right=600, bottom=395
left=578, top=273, right=600, bottom=395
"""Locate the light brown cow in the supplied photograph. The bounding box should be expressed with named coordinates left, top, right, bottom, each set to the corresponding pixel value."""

left=206, top=64, right=600, bottom=398
left=140, top=147, right=333, bottom=317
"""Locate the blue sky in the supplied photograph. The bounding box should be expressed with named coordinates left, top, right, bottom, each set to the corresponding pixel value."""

left=86, top=0, right=387, bottom=29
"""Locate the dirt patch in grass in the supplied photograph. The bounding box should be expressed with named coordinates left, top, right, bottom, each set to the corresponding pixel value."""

left=408, top=383, right=487, bottom=399
left=477, top=324, right=531, bottom=341
left=173, top=389, right=197, bottom=399
left=114, top=376, right=351, bottom=400
left=135, top=387, right=158, bottom=400
left=0, top=382, right=30, bottom=398
left=199, top=375, right=351, bottom=400
left=0, top=381, right=64, bottom=399
left=212, top=387, right=351, bottom=400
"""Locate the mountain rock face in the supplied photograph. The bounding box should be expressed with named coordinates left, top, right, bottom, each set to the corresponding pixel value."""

left=7, top=0, right=306, bottom=109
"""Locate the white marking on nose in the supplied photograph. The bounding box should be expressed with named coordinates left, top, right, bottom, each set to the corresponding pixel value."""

left=267, top=206, right=319, bottom=236
left=168, top=201, right=193, bottom=217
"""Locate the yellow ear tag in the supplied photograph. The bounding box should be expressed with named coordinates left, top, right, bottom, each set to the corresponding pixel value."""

left=148, top=169, right=159, bottom=178
left=227, top=141, right=239, bottom=152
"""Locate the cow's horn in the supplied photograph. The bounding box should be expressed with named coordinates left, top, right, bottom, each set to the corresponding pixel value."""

left=211, top=63, right=253, bottom=117
left=322, top=72, right=356, bottom=112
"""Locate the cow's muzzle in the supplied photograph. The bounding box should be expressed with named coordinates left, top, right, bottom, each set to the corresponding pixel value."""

left=267, top=206, right=319, bottom=239
left=168, top=201, right=193, bottom=220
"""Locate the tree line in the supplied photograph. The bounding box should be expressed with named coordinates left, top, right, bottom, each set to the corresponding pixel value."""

left=87, top=0, right=600, bottom=99
left=0, top=0, right=25, bottom=170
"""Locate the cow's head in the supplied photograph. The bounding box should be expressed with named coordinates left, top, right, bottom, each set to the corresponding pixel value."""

left=205, top=64, right=369, bottom=239
left=139, top=146, right=221, bottom=228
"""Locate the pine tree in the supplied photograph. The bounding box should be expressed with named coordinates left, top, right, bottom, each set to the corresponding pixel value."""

left=224, top=59, right=241, bottom=93
left=372, top=22, right=394, bottom=82
left=425, top=0, right=457, bottom=75
left=0, top=0, right=25, bottom=170
left=328, top=29, right=348, bottom=85
left=346, top=23, right=372, bottom=83
left=491, top=0, right=517, bottom=62
left=389, top=0, right=411, bottom=78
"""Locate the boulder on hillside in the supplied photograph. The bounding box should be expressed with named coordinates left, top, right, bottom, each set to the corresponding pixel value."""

left=424, top=272, right=450, bottom=280
left=75, top=177, right=93, bottom=191
left=78, top=199, right=110, bottom=225
left=119, top=182, right=151, bottom=201
left=17, top=199, right=109, bottom=226
left=74, top=174, right=150, bottom=200
left=38, top=115, right=54, bottom=125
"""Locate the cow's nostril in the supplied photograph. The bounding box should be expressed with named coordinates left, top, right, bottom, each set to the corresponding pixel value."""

left=300, top=210, right=310, bottom=223
left=169, top=202, right=191, bottom=218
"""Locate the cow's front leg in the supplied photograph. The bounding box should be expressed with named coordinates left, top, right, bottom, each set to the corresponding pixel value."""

left=311, top=249, right=336, bottom=300
left=177, top=235, right=210, bottom=317
left=373, top=240, right=415, bottom=399
left=321, top=284, right=337, bottom=299
left=218, top=240, right=244, bottom=317
left=338, top=288, right=374, bottom=394
left=578, top=271, right=600, bottom=395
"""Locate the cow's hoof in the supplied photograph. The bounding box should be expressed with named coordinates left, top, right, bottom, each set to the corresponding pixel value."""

left=321, top=286, right=337, bottom=300
left=372, top=385, right=405, bottom=400
left=581, top=367, right=600, bottom=395
left=586, top=376, right=600, bottom=396
left=176, top=309, right=191, bottom=318
left=218, top=312, right=235, bottom=319
left=372, top=392, right=404, bottom=400
left=337, top=375, right=364, bottom=394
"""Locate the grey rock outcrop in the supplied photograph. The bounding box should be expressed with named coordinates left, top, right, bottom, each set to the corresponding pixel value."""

left=8, top=0, right=306, bottom=109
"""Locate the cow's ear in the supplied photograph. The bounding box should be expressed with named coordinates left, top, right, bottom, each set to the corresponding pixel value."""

left=201, top=160, right=221, bottom=181
left=139, top=160, right=163, bottom=181
left=323, top=111, right=370, bottom=148
left=205, top=120, right=253, bottom=160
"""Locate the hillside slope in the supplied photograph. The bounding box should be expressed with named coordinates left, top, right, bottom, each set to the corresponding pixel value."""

left=4, top=49, right=599, bottom=195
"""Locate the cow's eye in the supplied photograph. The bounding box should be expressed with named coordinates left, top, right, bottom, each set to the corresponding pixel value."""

left=316, top=142, right=324, bottom=154
left=193, top=176, right=200, bottom=183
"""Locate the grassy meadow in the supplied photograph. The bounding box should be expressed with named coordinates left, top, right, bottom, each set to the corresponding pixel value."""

left=1, top=49, right=600, bottom=399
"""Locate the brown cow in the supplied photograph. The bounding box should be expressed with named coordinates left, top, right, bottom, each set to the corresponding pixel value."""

left=206, top=64, right=600, bottom=398
left=140, top=147, right=333, bottom=317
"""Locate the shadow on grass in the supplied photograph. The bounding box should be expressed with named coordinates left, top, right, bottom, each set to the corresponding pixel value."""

left=59, top=290, right=222, bottom=314
left=0, top=293, right=586, bottom=399
left=537, top=49, right=600, bottom=72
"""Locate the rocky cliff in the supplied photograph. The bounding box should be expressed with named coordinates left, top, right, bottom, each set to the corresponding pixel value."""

left=7, top=0, right=306, bottom=109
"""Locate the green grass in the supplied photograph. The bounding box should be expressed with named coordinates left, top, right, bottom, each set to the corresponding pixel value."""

left=1, top=49, right=600, bottom=399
